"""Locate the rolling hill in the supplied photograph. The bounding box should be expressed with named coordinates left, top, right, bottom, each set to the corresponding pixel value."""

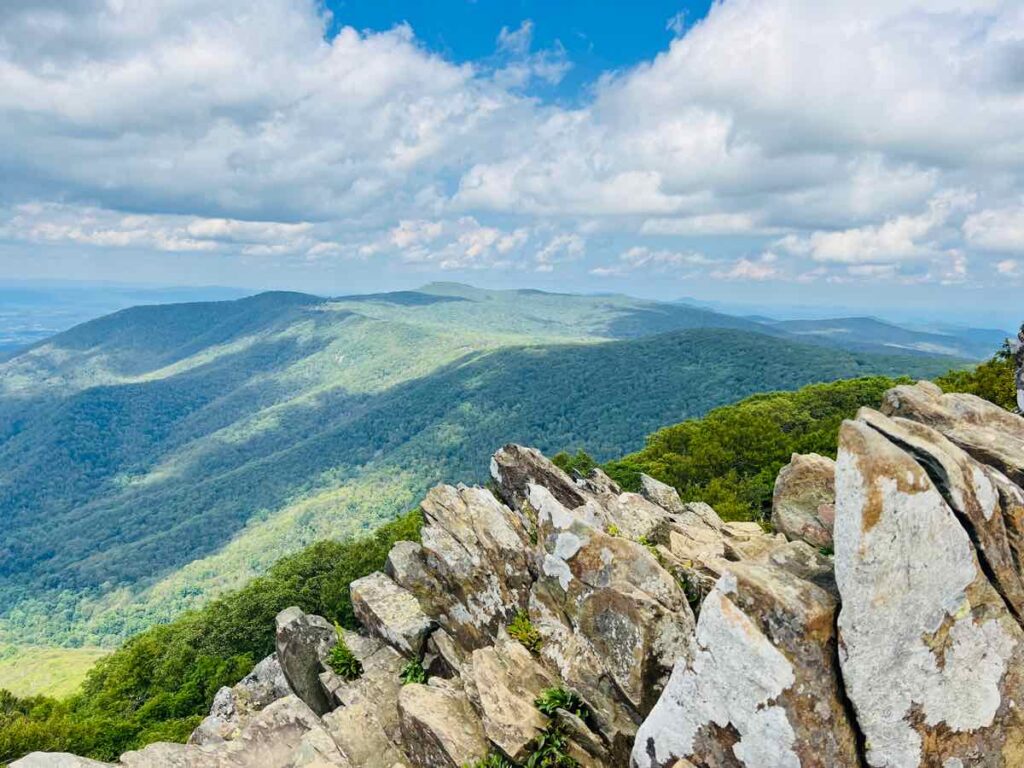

left=0, top=285, right=967, bottom=657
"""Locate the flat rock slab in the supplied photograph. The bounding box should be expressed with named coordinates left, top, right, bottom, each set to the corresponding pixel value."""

left=350, top=571, right=433, bottom=657
left=397, top=683, right=488, bottom=768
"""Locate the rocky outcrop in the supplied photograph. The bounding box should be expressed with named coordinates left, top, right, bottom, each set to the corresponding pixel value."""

left=21, top=378, right=1024, bottom=768
left=1016, top=325, right=1024, bottom=414
left=771, top=453, right=835, bottom=549
left=191, top=653, right=292, bottom=745
left=275, top=607, right=337, bottom=716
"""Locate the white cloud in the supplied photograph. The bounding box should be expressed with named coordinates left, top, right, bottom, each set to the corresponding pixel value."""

left=996, top=259, right=1020, bottom=276
left=777, top=192, right=974, bottom=264
left=964, top=206, right=1024, bottom=252
left=710, top=254, right=781, bottom=281
left=0, top=0, right=1022, bottom=293
left=534, top=233, right=585, bottom=272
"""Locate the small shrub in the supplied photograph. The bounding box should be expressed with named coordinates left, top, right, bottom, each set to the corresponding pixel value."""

left=399, top=659, right=427, bottom=685
left=326, top=624, right=363, bottom=681
left=551, top=449, right=596, bottom=478
left=606, top=523, right=620, bottom=537
left=508, top=610, right=542, bottom=653
left=524, top=724, right=578, bottom=768
left=534, top=687, right=588, bottom=721
left=464, top=754, right=515, bottom=768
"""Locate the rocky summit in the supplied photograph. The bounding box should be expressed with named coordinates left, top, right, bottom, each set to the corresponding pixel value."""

left=16, top=381, right=1024, bottom=768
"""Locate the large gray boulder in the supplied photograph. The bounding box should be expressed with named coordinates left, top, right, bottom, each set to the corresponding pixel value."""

left=12, top=756, right=113, bottom=768
left=349, top=571, right=433, bottom=657
left=121, top=696, right=350, bottom=767
left=397, top=683, right=489, bottom=767
left=275, top=607, right=336, bottom=716
left=191, top=653, right=292, bottom=745
left=632, top=563, right=859, bottom=768
left=882, top=380, right=1024, bottom=485
left=771, top=453, right=835, bottom=549
left=835, top=418, right=1024, bottom=768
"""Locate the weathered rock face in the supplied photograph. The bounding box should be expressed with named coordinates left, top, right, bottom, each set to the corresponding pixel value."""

left=1016, top=325, right=1024, bottom=414
left=835, top=416, right=1024, bottom=768
left=397, top=683, right=488, bottom=767
left=190, top=653, right=292, bottom=745
left=632, top=562, right=859, bottom=768
left=349, top=572, right=433, bottom=657
left=882, top=380, right=1024, bottom=486
left=23, top=375, right=1024, bottom=768
left=275, top=607, right=337, bottom=716
left=771, top=452, right=836, bottom=549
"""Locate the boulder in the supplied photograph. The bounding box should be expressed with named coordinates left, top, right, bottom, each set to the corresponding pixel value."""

left=191, top=653, right=292, bottom=745
left=834, top=418, right=1024, bottom=768
left=410, top=484, right=532, bottom=650
left=859, top=406, right=1024, bottom=619
left=530, top=482, right=694, bottom=716
left=771, top=453, right=835, bottom=550
left=12, top=756, right=113, bottom=768
left=321, top=632, right=408, bottom=768
left=632, top=563, right=859, bottom=768
left=275, top=607, right=336, bottom=716
left=397, top=683, right=489, bottom=768
left=640, top=475, right=724, bottom=530
left=121, top=696, right=350, bottom=768
left=882, top=380, right=1024, bottom=485
left=350, top=571, right=433, bottom=657
left=471, top=636, right=556, bottom=762
left=490, top=444, right=587, bottom=513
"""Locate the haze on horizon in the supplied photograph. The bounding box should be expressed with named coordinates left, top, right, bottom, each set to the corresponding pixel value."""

left=1, top=0, right=1022, bottom=328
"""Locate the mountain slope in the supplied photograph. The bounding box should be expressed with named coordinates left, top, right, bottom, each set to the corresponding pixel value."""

left=763, top=316, right=1006, bottom=359
left=0, top=287, right=965, bottom=648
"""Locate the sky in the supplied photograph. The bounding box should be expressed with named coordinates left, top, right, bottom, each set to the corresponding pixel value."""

left=0, top=0, right=1022, bottom=326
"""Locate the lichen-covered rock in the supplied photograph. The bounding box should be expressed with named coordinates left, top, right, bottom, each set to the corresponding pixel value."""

left=121, top=696, right=350, bottom=768
left=640, top=474, right=724, bottom=531
left=275, top=607, right=336, bottom=716
left=321, top=632, right=407, bottom=768
left=471, top=635, right=556, bottom=762
left=350, top=572, right=433, bottom=657
left=530, top=481, right=694, bottom=715
left=631, top=562, right=859, bottom=768
left=859, top=407, right=1024, bottom=619
left=410, top=484, right=533, bottom=650
left=835, top=418, right=1024, bottom=768
left=771, top=453, right=835, bottom=549
left=190, top=653, right=292, bottom=745
left=882, top=380, right=1024, bottom=486
left=12, top=756, right=114, bottom=768
left=490, top=443, right=587, bottom=514
left=397, top=683, right=489, bottom=768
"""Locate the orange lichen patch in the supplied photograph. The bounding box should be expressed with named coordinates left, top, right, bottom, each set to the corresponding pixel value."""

left=839, top=418, right=933, bottom=533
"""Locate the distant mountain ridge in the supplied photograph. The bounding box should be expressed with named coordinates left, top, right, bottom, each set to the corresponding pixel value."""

left=0, top=284, right=970, bottom=650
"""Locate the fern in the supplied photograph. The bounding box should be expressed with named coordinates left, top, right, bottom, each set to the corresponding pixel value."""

left=508, top=610, right=543, bottom=653
left=326, top=623, right=363, bottom=681
left=399, top=659, right=427, bottom=685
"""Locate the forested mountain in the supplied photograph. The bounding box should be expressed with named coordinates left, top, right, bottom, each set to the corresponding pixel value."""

left=0, top=285, right=966, bottom=654
left=759, top=315, right=1006, bottom=358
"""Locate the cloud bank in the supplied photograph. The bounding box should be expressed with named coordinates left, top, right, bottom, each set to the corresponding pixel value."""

left=1, top=0, right=1022, bottom=299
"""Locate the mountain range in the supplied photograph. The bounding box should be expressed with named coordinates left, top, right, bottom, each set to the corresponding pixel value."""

left=0, top=283, right=987, bottom=681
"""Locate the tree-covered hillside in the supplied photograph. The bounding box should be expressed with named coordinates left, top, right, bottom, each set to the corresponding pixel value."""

left=0, top=346, right=1012, bottom=765
left=0, top=286, right=968, bottom=652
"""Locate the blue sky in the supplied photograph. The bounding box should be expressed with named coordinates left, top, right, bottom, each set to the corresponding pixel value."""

left=323, top=0, right=713, bottom=99
left=0, top=0, right=1022, bottom=327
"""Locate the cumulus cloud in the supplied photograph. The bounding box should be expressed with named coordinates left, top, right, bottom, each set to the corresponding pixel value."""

left=710, top=254, right=781, bottom=281
left=964, top=206, right=1024, bottom=252
left=0, top=0, right=1023, bottom=292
